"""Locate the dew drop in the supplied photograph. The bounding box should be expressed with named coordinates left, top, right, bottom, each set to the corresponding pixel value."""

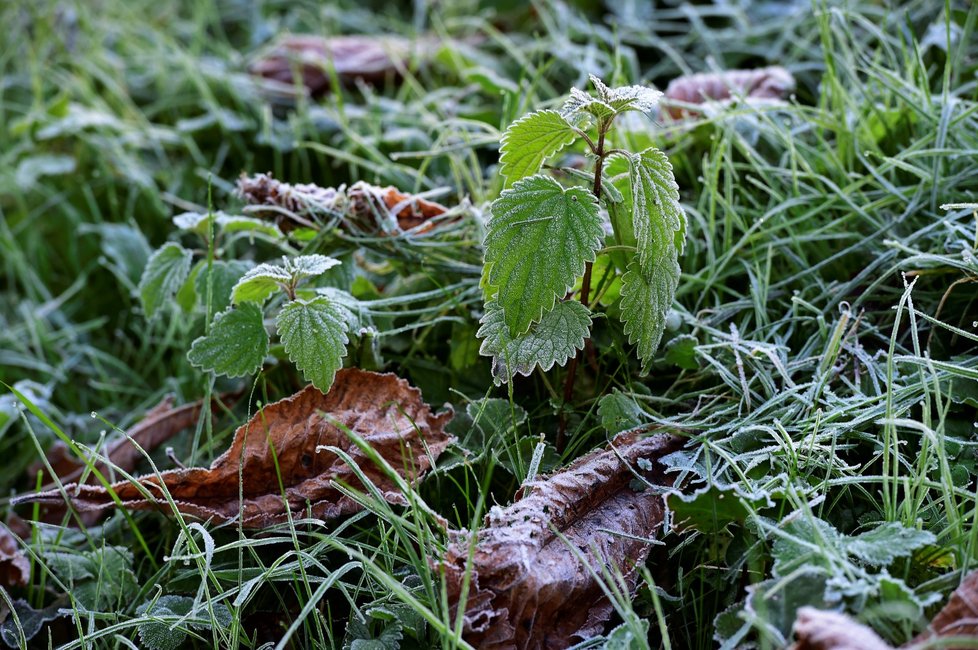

left=90, top=411, right=97, bottom=418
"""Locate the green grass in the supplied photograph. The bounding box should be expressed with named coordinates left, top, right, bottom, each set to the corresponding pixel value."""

left=2, top=0, right=978, bottom=648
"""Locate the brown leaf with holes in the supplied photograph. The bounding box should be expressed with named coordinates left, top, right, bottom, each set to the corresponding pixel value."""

left=663, top=66, right=795, bottom=119
left=908, top=570, right=978, bottom=649
left=0, top=526, right=29, bottom=588
left=790, top=607, right=893, bottom=650
left=249, top=34, right=424, bottom=97
left=13, top=369, right=454, bottom=528
left=438, top=431, right=684, bottom=649
left=28, top=393, right=237, bottom=489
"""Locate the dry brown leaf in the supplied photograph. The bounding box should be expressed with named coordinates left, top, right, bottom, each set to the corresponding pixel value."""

left=28, top=393, right=236, bottom=490
left=13, top=369, right=454, bottom=528
left=346, top=181, right=451, bottom=234
left=908, top=570, right=978, bottom=649
left=439, top=431, right=684, bottom=649
left=663, top=66, right=795, bottom=119
left=249, top=34, right=420, bottom=97
left=790, top=607, right=893, bottom=650
left=0, top=526, right=29, bottom=588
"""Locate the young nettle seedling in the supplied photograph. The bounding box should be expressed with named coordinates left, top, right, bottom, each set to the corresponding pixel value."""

left=479, top=75, right=687, bottom=387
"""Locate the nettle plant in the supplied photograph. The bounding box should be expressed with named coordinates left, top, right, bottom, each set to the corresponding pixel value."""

left=479, top=75, right=687, bottom=384
left=138, top=212, right=365, bottom=392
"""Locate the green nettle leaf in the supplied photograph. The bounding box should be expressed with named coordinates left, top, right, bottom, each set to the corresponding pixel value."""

left=484, top=175, right=602, bottom=336
left=139, top=242, right=193, bottom=320
left=597, top=390, right=649, bottom=435
left=187, top=303, right=268, bottom=377
left=137, top=596, right=232, bottom=650
left=231, top=262, right=291, bottom=304
left=498, top=110, right=577, bottom=187
left=284, top=254, right=341, bottom=279
left=276, top=297, right=350, bottom=392
left=44, top=546, right=137, bottom=610
left=619, top=261, right=674, bottom=372
left=232, top=255, right=341, bottom=305
left=618, top=148, right=686, bottom=370
left=478, top=300, right=591, bottom=384
left=561, top=75, right=662, bottom=121
left=845, top=522, right=935, bottom=566
left=628, top=148, right=686, bottom=269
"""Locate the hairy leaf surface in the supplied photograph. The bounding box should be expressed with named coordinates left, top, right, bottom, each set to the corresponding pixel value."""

left=187, top=303, right=268, bottom=377
left=277, top=297, right=350, bottom=392
left=484, top=175, right=602, bottom=336
left=14, top=369, right=454, bottom=528
left=478, top=300, right=591, bottom=384
left=619, top=261, right=674, bottom=372
left=498, top=110, right=577, bottom=187
left=139, top=243, right=192, bottom=320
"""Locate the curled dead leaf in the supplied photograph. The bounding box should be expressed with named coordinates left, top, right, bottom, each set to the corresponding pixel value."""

left=663, top=66, right=795, bottom=119
left=28, top=393, right=237, bottom=489
left=790, top=607, right=892, bottom=650
left=0, top=526, right=29, bottom=588
left=236, top=173, right=454, bottom=235
left=13, top=369, right=454, bottom=528
left=439, top=431, right=684, bottom=649
left=249, top=34, right=422, bottom=97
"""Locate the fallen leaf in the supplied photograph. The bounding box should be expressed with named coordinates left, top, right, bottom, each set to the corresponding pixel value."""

left=249, top=34, right=422, bottom=97
left=439, top=430, right=684, bottom=649
left=663, top=66, right=795, bottom=119
left=0, top=527, right=29, bottom=588
left=13, top=369, right=454, bottom=528
left=28, top=393, right=237, bottom=489
left=236, top=173, right=341, bottom=232
left=909, top=570, right=978, bottom=648
left=346, top=181, right=451, bottom=234
left=790, top=607, right=892, bottom=650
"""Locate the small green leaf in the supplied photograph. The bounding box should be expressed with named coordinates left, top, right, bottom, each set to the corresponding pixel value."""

left=231, top=262, right=291, bottom=305
left=665, top=334, right=698, bottom=370
left=561, top=75, right=662, bottom=121
left=44, top=546, right=137, bottom=610
left=276, top=297, right=350, bottom=392
left=139, top=243, right=193, bottom=320
left=498, top=110, right=577, bottom=187
left=175, top=260, right=205, bottom=313
left=137, top=596, right=232, bottom=650
left=478, top=300, right=591, bottom=384
left=628, top=147, right=686, bottom=270
left=484, top=174, right=603, bottom=336
left=187, top=303, right=268, bottom=377
left=668, top=484, right=773, bottom=533
left=284, top=254, right=341, bottom=279
left=598, top=390, right=649, bottom=435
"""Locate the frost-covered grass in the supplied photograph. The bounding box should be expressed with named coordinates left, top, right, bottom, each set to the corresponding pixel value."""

left=2, top=0, right=977, bottom=648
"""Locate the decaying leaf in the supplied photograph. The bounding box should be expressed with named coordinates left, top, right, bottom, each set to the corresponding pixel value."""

left=28, top=393, right=237, bottom=489
left=249, top=34, right=423, bottom=97
left=0, top=526, right=29, bottom=588
left=14, top=369, right=453, bottom=528
left=663, top=66, right=795, bottom=119
left=236, top=173, right=454, bottom=235
left=910, top=569, right=978, bottom=648
left=790, top=607, right=892, bottom=650
left=346, top=181, right=451, bottom=234
left=439, top=430, right=684, bottom=649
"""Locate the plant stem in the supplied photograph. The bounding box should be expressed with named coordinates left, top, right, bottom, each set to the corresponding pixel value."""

left=557, top=126, right=607, bottom=453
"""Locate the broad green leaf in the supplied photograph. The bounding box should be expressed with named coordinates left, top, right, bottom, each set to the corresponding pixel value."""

left=665, top=334, right=699, bottom=370
left=187, top=303, right=268, bottom=377
left=846, top=522, right=935, bottom=565
left=478, top=300, right=591, bottom=384
left=619, top=261, right=675, bottom=372
left=216, top=214, right=283, bottom=239
left=137, top=596, right=232, bottom=650
left=498, top=110, right=577, bottom=187
left=276, top=297, right=350, bottom=392
left=45, top=546, right=137, bottom=610
left=139, top=242, right=192, bottom=320
left=484, top=174, right=602, bottom=336
left=668, top=484, right=774, bottom=533
left=231, top=262, right=291, bottom=304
